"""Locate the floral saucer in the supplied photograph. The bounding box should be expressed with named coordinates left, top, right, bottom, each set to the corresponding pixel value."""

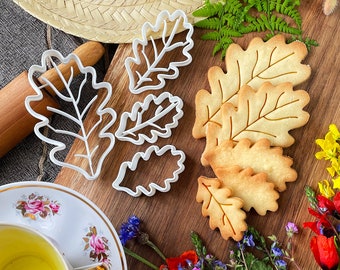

left=0, top=181, right=127, bottom=270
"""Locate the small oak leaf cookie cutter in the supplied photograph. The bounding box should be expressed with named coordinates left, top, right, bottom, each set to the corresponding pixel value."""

left=125, top=9, right=194, bottom=94
left=112, top=145, right=186, bottom=197
left=115, top=92, right=184, bottom=145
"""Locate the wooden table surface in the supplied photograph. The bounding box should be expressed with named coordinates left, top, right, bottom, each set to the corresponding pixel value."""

left=55, top=1, right=339, bottom=269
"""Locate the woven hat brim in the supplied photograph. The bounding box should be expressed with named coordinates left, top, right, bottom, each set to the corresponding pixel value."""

left=13, top=0, right=203, bottom=43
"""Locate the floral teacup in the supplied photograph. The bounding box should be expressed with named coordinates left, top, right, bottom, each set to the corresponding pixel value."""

left=0, top=223, right=107, bottom=270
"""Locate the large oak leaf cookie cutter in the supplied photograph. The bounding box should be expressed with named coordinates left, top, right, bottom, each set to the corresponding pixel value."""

left=112, top=145, right=186, bottom=197
left=25, top=49, right=116, bottom=180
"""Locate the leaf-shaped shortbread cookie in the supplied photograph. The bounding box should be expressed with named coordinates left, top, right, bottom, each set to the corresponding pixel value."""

left=204, top=138, right=297, bottom=191
left=192, top=34, right=311, bottom=139
left=203, top=82, right=310, bottom=164
left=196, top=176, right=247, bottom=241
left=214, top=166, right=279, bottom=215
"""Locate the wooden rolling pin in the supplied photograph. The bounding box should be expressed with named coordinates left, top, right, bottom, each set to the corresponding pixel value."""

left=0, top=41, right=105, bottom=158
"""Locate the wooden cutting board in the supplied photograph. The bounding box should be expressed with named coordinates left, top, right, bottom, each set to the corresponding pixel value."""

left=55, top=2, right=339, bottom=269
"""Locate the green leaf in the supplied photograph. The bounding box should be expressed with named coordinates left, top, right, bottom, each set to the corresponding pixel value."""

left=193, top=1, right=223, bottom=17
left=195, top=17, right=221, bottom=30
left=190, top=231, right=207, bottom=257
left=201, top=31, right=221, bottom=41
left=193, top=0, right=317, bottom=59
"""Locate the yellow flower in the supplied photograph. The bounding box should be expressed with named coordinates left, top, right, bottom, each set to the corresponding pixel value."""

left=315, top=124, right=340, bottom=178
left=318, top=180, right=335, bottom=198
left=333, top=176, right=340, bottom=190
left=329, top=123, right=340, bottom=141
left=315, top=132, right=339, bottom=160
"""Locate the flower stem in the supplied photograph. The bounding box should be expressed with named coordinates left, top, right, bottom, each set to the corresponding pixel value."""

left=146, top=240, right=167, bottom=261
left=123, top=247, right=158, bottom=270
left=239, top=247, right=249, bottom=270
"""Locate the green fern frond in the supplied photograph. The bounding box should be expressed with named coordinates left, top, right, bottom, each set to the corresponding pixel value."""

left=220, top=27, right=243, bottom=38
left=224, top=0, right=244, bottom=14
left=269, top=14, right=302, bottom=34
left=201, top=31, right=221, bottom=41
left=195, top=17, right=221, bottom=30
left=192, top=0, right=317, bottom=59
left=278, top=6, right=302, bottom=26
left=212, top=42, right=223, bottom=56
left=192, top=1, right=223, bottom=18
left=246, top=0, right=264, bottom=12
left=287, top=36, right=319, bottom=51
left=251, top=16, right=267, bottom=32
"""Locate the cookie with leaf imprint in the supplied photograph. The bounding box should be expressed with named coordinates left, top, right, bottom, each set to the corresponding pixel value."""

left=192, top=34, right=311, bottom=140
left=195, top=35, right=312, bottom=241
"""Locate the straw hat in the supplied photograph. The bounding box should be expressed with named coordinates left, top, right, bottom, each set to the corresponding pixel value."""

left=13, top=0, right=203, bottom=43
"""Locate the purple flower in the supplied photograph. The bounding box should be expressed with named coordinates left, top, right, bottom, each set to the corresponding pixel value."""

left=285, top=222, right=298, bottom=237
left=237, top=232, right=255, bottom=250
left=128, top=215, right=140, bottom=227
left=244, top=233, right=255, bottom=247
left=271, top=246, right=283, bottom=257
left=275, top=259, right=287, bottom=268
left=119, top=215, right=141, bottom=246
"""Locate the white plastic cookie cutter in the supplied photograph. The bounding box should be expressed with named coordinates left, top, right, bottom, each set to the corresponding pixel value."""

left=112, top=145, right=186, bottom=197
left=125, top=9, right=194, bottom=94
left=25, top=49, right=116, bottom=181
left=115, top=92, right=184, bottom=145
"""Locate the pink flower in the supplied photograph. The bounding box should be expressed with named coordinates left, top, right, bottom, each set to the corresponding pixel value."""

left=49, top=202, right=60, bottom=214
left=89, top=234, right=106, bottom=255
left=24, top=199, right=44, bottom=214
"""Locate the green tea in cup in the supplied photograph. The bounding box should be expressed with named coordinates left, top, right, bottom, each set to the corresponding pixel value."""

left=0, top=223, right=68, bottom=270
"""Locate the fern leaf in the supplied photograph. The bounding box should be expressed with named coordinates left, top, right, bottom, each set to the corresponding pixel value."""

left=192, top=0, right=317, bottom=59
left=280, top=6, right=302, bottom=26
left=201, top=31, right=221, bottom=41
left=224, top=0, right=244, bottom=14
left=212, top=42, right=223, bottom=56
left=247, top=0, right=264, bottom=12
left=220, top=27, right=243, bottom=38
left=192, top=1, right=222, bottom=17
left=195, top=17, right=221, bottom=30
left=252, top=17, right=267, bottom=32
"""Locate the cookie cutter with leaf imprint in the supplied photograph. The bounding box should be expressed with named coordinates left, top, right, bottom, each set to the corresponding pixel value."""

left=125, top=9, right=194, bottom=94
left=25, top=49, right=116, bottom=181
left=112, top=145, right=186, bottom=197
left=115, top=92, right=183, bottom=145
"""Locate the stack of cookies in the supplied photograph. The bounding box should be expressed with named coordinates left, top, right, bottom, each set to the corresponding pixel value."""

left=193, top=35, right=311, bottom=241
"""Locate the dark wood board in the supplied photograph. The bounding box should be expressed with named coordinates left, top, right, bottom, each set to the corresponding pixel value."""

left=55, top=1, right=339, bottom=269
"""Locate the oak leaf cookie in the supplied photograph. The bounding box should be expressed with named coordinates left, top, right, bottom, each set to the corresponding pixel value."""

left=196, top=176, right=247, bottom=241
left=203, top=138, right=297, bottom=192
left=192, top=34, right=311, bottom=139
left=202, top=82, right=310, bottom=166
left=213, top=166, right=279, bottom=215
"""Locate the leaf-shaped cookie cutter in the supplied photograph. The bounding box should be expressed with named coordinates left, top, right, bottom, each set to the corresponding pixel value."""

left=112, top=145, right=186, bottom=197
left=125, top=9, right=194, bottom=94
left=25, top=49, right=116, bottom=180
left=115, top=92, right=183, bottom=145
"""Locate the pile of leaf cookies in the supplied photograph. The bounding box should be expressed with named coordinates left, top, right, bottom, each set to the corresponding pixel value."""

left=193, top=35, right=311, bottom=241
